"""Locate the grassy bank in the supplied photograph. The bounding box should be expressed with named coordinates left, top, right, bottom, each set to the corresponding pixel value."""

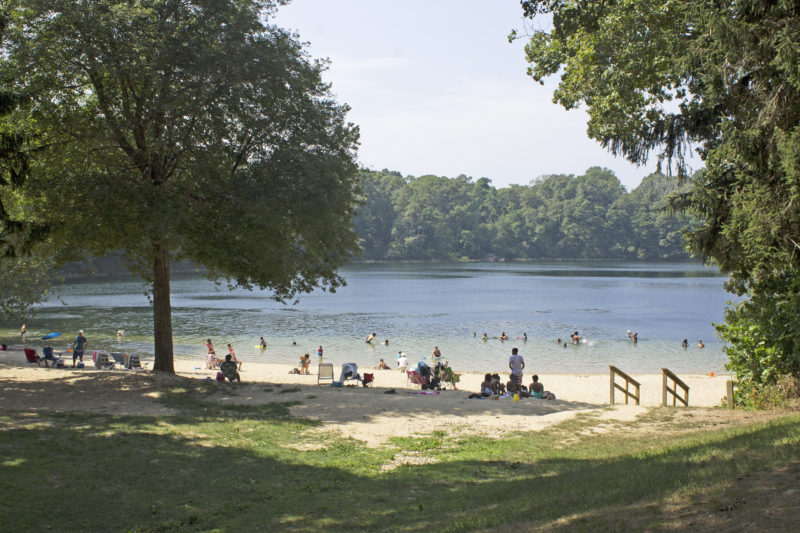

left=1, top=383, right=798, bottom=532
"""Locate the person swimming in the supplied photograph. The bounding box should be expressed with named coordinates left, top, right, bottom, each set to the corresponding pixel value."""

left=697, top=339, right=704, bottom=348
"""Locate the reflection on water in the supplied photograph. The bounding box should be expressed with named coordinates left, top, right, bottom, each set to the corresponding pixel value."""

left=1, top=262, right=733, bottom=374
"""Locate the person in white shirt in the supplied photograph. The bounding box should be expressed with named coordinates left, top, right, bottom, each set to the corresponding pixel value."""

left=397, top=353, right=408, bottom=372
left=508, top=347, right=525, bottom=393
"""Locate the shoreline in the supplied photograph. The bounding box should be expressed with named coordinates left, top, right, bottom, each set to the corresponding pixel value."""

left=1, top=350, right=732, bottom=446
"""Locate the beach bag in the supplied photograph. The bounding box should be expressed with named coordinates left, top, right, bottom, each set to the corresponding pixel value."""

left=332, top=381, right=343, bottom=387
left=216, top=372, right=225, bottom=382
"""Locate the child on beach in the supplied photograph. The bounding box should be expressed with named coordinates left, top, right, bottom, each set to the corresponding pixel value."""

left=206, top=339, right=220, bottom=369
left=227, top=344, right=241, bottom=371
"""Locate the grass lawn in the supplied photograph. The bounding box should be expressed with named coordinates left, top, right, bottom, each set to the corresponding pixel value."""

left=1, top=382, right=798, bottom=532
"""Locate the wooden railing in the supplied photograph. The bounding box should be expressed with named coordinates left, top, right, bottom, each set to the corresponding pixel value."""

left=727, top=380, right=736, bottom=409
left=661, top=368, right=689, bottom=406
left=610, top=366, right=640, bottom=405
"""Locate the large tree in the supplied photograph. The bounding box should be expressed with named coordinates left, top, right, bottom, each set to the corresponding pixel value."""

left=1, top=0, right=360, bottom=371
left=518, top=0, right=800, bottom=387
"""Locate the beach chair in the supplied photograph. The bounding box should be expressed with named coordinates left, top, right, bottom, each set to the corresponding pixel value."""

left=362, top=373, right=374, bottom=388
left=93, top=351, right=115, bottom=370
left=42, top=346, right=63, bottom=368
left=24, top=348, right=45, bottom=367
left=318, top=363, right=334, bottom=385
left=127, top=354, right=142, bottom=369
left=110, top=352, right=128, bottom=367
left=406, top=370, right=426, bottom=389
left=441, top=366, right=460, bottom=390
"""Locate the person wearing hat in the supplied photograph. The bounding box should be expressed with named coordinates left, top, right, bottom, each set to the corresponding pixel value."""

left=72, top=330, right=88, bottom=367
left=397, top=352, right=408, bottom=372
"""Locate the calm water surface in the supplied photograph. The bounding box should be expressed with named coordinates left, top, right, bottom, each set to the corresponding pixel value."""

left=5, top=262, right=734, bottom=374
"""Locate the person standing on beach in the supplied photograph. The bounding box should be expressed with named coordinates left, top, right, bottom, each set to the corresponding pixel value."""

left=20, top=324, right=26, bottom=342
left=508, top=347, right=525, bottom=393
left=317, top=345, right=323, bottom=362
left=72, top=330, right=87, bottom=367
left=228, top=343, right=241, bottom=370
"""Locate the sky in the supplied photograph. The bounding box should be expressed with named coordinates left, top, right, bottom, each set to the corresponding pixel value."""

left=273, top=0, right=688, bottom=191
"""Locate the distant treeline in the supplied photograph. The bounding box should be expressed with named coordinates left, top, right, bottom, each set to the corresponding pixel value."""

left=65, top=166, right=697, bottom=280
left=353, top=167, right=697, bottom=261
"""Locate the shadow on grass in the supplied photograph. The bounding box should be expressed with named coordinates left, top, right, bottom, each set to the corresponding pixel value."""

left=1, top=377, right=798, bottom=532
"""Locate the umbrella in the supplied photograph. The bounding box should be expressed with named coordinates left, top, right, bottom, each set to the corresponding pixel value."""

left=41, top=332, right=62, bottom=341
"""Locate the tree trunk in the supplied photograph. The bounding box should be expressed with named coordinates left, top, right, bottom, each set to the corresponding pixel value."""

left=151, top=240, right=174, bottom=373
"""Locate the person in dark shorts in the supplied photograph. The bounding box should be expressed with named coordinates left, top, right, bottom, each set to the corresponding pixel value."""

left=72, top=330, right=88, bottom=367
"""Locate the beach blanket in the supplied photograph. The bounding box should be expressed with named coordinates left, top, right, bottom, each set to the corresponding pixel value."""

left=406, top=390, right=439, bottom=395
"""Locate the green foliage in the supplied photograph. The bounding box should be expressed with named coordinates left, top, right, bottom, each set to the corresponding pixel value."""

left=519, top=0, right=800, bottom=389
left=1, top=1, right=360, bottom=368
left=353, top=167, right=694, bottom=261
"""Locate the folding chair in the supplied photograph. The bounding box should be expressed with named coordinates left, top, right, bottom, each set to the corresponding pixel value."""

left=406, top=370, right=426, bottom=389
left=318, top=363, right=334, bottom=384
left=43, top=346, right=63, bottom=368
left=362, top=373, right=374, bottom=388
left=24, top=348, right=45, bottom=367
left=441, top=366, right=460, bottom=390
left=93, top=351, right=115, bottom=370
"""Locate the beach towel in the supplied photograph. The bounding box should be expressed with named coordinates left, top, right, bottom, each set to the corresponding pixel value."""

left=406, top=390, right=439, bottom=395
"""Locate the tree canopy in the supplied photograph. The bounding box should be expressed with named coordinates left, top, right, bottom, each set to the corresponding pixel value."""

left=519, top=0, right=800, bottom=394
left=0, top=0, right=360, bottom=371
left=353, top=167, right=695, bottom=262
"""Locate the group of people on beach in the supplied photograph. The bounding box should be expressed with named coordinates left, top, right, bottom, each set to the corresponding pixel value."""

left=205, top=339, right=242, bottom=372
left=466, top=347, right=555, bottom=400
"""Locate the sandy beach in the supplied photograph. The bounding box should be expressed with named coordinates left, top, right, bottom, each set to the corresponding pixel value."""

left=1, top=349, right=733, bottom=446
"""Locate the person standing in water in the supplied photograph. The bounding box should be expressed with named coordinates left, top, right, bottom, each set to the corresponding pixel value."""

left=365, top=333, right=377, bottom=344
left=317, top=345, right=323, bottom=362
left=259, top=337, right=267, bottom=349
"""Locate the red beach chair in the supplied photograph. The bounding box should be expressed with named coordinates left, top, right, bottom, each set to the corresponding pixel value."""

left=362, top=373, right=374, bottom=388
left=406, top=370, right=426, bottom=389
left=24, top=348, right=45, bottom=367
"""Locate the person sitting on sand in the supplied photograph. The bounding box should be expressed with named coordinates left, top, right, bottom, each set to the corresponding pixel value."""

left=530, top=375, right=556, bottom=400
left=467, top=373, right=495, bottom=399
left=220, top=354, right=240, bottom=382
left=490, top=373, right=506, bottom=395
left=378, top=358, right=390, bottom=370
